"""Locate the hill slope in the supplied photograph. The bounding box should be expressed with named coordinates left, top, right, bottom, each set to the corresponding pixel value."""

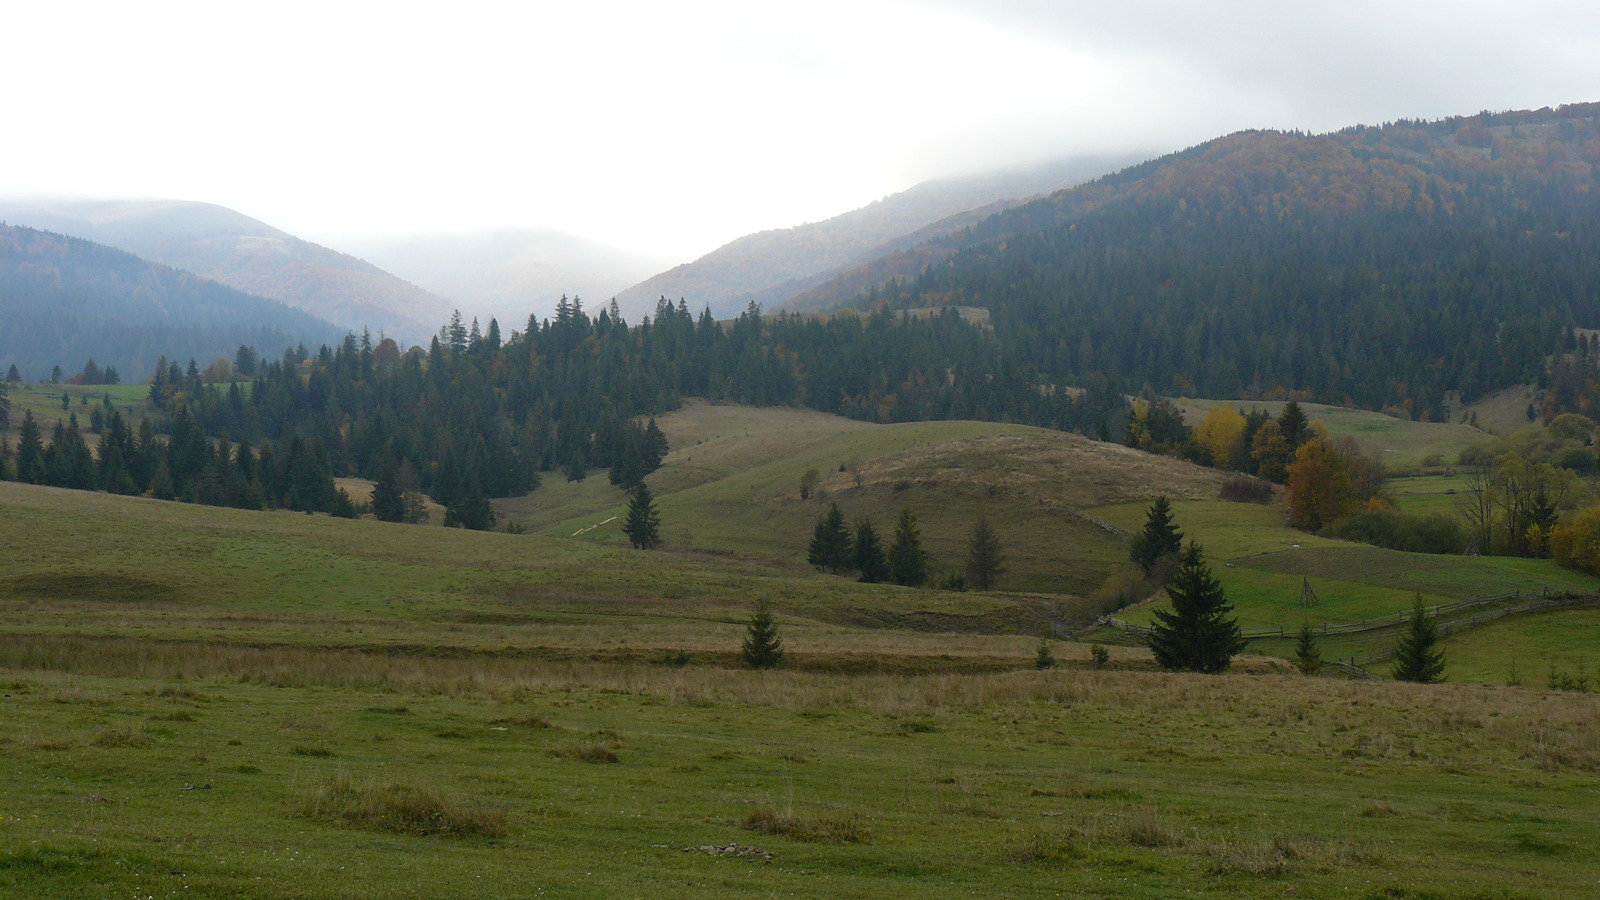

left=614, top=154, right=1135, bottom=320
left=0, top=224, right=342, bottom=381
left=789, top=103, right=1600, bottom=416
left=0, top=199, right=451, bottom=342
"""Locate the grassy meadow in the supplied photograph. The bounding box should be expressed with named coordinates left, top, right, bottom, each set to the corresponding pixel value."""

left=5, top=399, right=1600, bottom=896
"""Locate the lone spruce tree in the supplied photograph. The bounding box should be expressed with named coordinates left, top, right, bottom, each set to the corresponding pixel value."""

left=807, top=502, right=852, bottom=573
left=1130, top=496, right=1184, bottom=575
left=741, top=599, right=784, bottom=669
left=1147, top=542, right=1245, bottom=673
left=887, top=507, right=928, bottom=587
left=1391, top=596, right=1446, bottom=683
left=1293, top=622, right=1322, bottom=675
left=965, top=518, right=1005, bottom=591
left=623, top=481, right=661, bottom=549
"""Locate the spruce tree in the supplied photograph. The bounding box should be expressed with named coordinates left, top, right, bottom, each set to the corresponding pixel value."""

left=16, top=412, right=45, bottom=484
left=1130, top=496, right=1183, bottom=575
left=740, top=599, right=784, bottom=669
left=1147, top=542, right=1246, bottom=673
left=623, top=481, right=661, bottom=549
left=888, top=507, right=928, bottom=587
left=807, top=502, right=852, bottom=573
left=1391, top=596, right=1446, bottom=683
left=371, top=457, right=406, bottom=523
left=853, top=519, right=890, bottom=583
left=1279, top=400, right=1310, bottom=450
left=1293, top=622, right=1322, bottom=675
left=964, top=518, right=1005, bottom=590
left=0, top=379, right=9, bottom=430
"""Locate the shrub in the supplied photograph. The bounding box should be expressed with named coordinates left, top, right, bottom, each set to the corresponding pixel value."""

left=1324, top=509, right=1465, bottom=554
left=1219, top=473, right=1275, bottom=503
left=1090, top=644, right=1111, bottom=669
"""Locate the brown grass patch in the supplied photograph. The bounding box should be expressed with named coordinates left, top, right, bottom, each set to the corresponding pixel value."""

left=743, top=805, right=871, bottom=844
left=302, top=776, right=507, bottom=838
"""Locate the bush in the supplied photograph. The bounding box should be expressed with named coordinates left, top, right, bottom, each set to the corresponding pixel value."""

left=1324, top=509, right=1465, bottom=555
left=1218, top=473, right=1274, bottom=503
left=743, top=806, right=870, bottom=844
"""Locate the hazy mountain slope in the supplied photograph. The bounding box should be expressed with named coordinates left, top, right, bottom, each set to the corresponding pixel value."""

left=339, top=228, right=670, bottom=331
left=821, top=103, right=1600, bottom=414
left=0, top=199, right=450, bottom=342
left=0, top=224, right=342, bottom=381
left=614, top=154, right=1138, bottom=319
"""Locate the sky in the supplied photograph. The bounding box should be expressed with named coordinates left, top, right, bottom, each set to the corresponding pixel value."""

left=4, top=0, right=1598, bottom=261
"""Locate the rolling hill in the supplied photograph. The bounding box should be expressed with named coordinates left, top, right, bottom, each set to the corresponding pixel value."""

left=0, top=223, right=342, bottom=381
left=613, top=153, right=1138, bottom=320
left=0, top=199, right=451, bottom=343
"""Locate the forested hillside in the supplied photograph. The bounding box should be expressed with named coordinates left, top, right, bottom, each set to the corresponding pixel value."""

left=0, top=224, right=341, bottom=381
left=798, top=104, right=1600, bottom=418
left=615, top=154, right=1130, bottom=320
left=0, top=199, right=451, bottom=342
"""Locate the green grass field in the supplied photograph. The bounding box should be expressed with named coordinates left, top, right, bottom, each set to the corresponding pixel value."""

left=6, top=399, right=1600, bottom=897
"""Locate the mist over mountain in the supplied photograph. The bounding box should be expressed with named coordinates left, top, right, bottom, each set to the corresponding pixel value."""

left=614, top=153, right=1141, bottom=320
left=0, top=199, right=450, bottom=343
left=0, top=223, right=342, bottom=381
left=337, top=228, right=670, bottom=331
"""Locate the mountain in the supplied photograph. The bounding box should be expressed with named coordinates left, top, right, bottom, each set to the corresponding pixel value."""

left=793, top=103, right=1600, bottom=418
left=613, top=154, right=1140, bottom=320
left=0, top=223, right=342, bottom=381
left=337, top=228, right=670, bottom=331
left=0, top=199, right=450, bottom=343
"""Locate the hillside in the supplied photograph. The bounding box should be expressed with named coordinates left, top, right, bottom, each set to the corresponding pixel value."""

left=499, top=400, right=1224, bottom=597
left=0, top=224, right=342, bottom=381
left=613, top=154, right=1135, bottom=320
left=787, top=103, right=1600, bottom=417
left=339, top=227, right=670, bottom=331
left=0, top=199, right=451, bottom=343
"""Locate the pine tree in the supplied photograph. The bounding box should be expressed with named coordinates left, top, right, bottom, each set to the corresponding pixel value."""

left=853, top=519, right=890, bottom=583
left=964, top=518, right=1005, bottom=590
left=1130, top=496, right=1183, bottom=575
left=371, top=457, right=406, bottom=523
left=4, top=364, right=18, bottom=383
left=1293, top=622, right=1322, bottom=675
left=807, top=502, right=852, bottom=573
left=16, top=411, right=45, bottom=484
left=0, top=379, right=9, bottom=430
left=1147, top=542, right=1245, bottom=673
left=740, top=599, right=784, bottom=669
left=1391, top=596, right=1446, bottom=683
left=623, top=482, right=661, bottom=549
left=888, top=507, right=928, bottom=587
left=1279, top=400, right=1309, bottom=450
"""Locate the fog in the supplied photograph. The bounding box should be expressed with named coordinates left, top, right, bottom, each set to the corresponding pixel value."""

left=4, top=0, right=1596, bottom=260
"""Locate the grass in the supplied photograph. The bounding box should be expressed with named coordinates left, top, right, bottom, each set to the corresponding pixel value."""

left=5, top=400, right=1600, bottom=895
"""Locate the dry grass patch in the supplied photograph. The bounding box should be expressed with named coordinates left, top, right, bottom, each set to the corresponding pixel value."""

left=91, top=726, right=151, bottom=748
left=302, top=776, right=507, bottom=838
left=743, top=805, right=871, bottom=844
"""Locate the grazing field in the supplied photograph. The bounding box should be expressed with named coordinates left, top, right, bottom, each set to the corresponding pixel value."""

left=498, top=401, right=1225, bottom=596
left=6, top=399, right=1600, bottom=896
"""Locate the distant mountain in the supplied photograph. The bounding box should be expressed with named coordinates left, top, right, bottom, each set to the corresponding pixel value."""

left=0, top=223, right=342, bottom=381
left=614, top=154, right=1140, bottom=320
left=817, top=103, right=1600, bottom=417
left=0, top=199, right=450, bottom=343
left=338, top=228, right=670, bottom=331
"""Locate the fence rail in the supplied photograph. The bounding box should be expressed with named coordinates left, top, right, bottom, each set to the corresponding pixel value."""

left=1098, top=588, right=1590, bottom=641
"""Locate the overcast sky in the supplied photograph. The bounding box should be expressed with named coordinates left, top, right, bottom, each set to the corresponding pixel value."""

left=4, top=0, right=1597, bottom=260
